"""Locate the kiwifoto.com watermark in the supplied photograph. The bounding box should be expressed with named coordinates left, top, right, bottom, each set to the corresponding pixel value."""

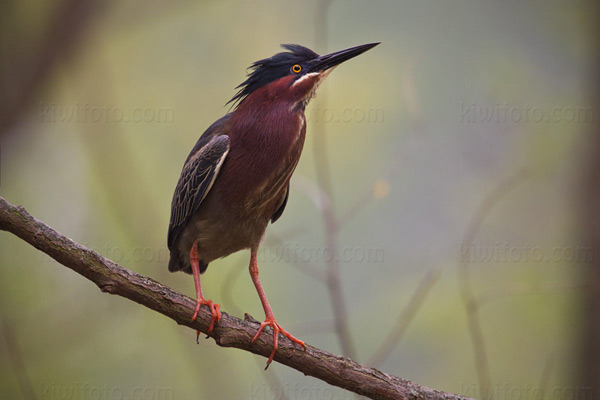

left=259, top=242, right=384, bottom=264
left=37, top=242, right=384, bottom=265
left=461, top=382, right=593, bottom=400
left=306, top=105, right=384, bottom=123
left=250, top=382, right=353, bottom=400
left=40, top=382, right=174, bottom=400
left=460, top=102, right=595, bottom=124
left=38, top=102, right=175, bottom=124
left=461, top=242, right=594, bottom=264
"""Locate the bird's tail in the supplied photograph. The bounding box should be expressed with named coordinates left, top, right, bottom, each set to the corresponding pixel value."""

left=168, top=248, right=208, bottom=275
left=168, top=250, right=183, bottom=272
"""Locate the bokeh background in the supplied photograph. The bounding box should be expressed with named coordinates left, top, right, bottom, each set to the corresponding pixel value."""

left=1, top=1, right=599, bottom=399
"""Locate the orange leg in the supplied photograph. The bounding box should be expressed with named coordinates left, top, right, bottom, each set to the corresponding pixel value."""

left=249, top=247, right=305, bottom=367
left=190, top=240, right=221, bottom=335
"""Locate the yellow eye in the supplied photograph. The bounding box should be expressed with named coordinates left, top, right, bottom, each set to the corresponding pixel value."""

left=292, top=64, right=302, bottom=73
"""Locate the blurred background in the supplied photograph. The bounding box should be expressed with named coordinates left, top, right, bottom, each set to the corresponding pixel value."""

left=1, top=1, right=599, bottom=399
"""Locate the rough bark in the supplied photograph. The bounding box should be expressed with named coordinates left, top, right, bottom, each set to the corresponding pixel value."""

left=0, top=195, right=471, bottom=400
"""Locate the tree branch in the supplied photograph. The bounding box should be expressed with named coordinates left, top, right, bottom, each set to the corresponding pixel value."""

left=0, top=196, right=471, bottom=400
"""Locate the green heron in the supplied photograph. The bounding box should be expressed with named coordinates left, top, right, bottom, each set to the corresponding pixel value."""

left=167, top=42, right=379, bottom=366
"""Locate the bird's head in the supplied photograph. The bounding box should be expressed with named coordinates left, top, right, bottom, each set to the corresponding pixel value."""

left=228, top=42, right=380, bottom=111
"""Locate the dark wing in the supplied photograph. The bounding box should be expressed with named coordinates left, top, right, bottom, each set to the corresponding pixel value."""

left=183, top=114, right=231, bottom=164
left=270, top=182, right=289, bottom=223
left=168, top=129, right=230, bottom=250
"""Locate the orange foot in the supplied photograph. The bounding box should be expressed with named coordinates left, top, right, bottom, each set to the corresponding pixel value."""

left=252, top=318, right=306, bottom=367
left=191, top=298, right=221, bottom=334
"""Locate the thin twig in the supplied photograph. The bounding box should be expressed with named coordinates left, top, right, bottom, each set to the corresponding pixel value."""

left=367, top=268, right=440, bottom=367
left=313, top=0, right=357, bottom=360
left=458, top=168, right=532, bottom=400
left=0, top=195, right=472, bottom=400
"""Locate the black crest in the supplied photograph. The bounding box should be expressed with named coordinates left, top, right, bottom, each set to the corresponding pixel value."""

left=227, top=44, right=320, bottom=108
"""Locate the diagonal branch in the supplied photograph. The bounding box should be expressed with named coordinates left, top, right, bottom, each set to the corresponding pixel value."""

left=458, top=168, right=531, bottom=399
left=367, top=268, right=440, bottom=367
left=0, top=196, right=471, bottom=400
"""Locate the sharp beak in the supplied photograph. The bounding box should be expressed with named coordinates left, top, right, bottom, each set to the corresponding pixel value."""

left=309, top=42, right=380, bottom=73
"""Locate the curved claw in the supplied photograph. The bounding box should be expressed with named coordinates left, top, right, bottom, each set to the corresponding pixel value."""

left=191, top=298, right=221, bottom=334
left=252, top=318, right=306, bottom=367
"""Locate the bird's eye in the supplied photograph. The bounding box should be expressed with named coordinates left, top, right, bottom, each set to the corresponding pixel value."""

left=291, top=64, right=302, bottom=74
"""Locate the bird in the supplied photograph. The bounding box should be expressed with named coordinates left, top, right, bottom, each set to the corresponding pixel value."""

left=167, top=42, right=379, bottom=366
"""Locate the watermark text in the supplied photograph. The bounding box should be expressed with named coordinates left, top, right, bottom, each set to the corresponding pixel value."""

left=39, top=102, right=175, bottom=124
left=461, top=242, right=594, bottom=264
left=460, top=102, right=594, bottom=124
left=40, top=382, right=174, bottom=400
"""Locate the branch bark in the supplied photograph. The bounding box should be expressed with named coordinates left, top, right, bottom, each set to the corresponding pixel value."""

left=0, top=196, right=471, bottom=400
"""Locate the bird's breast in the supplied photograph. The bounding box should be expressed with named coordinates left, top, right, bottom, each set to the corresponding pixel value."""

left=217, top=106, right=306, bottom=218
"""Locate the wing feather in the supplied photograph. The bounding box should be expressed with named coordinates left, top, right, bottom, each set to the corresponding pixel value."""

left=167, top=134, right=230, bottom=249
left=270, top=182, right=289, bottom=223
